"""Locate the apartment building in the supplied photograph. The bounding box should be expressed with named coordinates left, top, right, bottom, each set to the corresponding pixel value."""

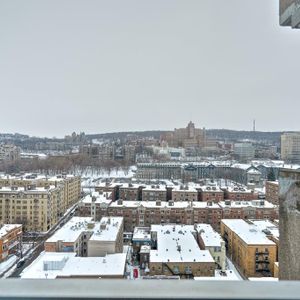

left=142, top=185, right=167, bottom=202
left=171, top=185, right=198, bottom=202
left=77, top=191, right=112, bottom=220
left=265, top=181, right=279, bottom=205
left=149, top=224, right=215, bottom=278
left=0, top=224, right=22, bottom=262
left=196, top=224, right=226, bottom=271
left=102, top=199, right=278, bottom=233
left=223, top=187, right=258, bottom=201
left=281, top=132, right=300, bottom=163
left=0, top=185, right=63, bottom=232
left=45, top=216, right=124, bottom=257
left=199, top=186, right=224, bottom=202
left=221, top=219, right=277, bottom=278
left=219, top=200, right=277, bottom=221
left=95, top=182, right=120, bottom=201
left=119, top=183, right=144, bottom=201
left=0, top=173, right=81, bottom=214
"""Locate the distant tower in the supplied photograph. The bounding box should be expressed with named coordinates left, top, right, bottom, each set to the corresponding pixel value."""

left=253, top=119, right=256, bottom=132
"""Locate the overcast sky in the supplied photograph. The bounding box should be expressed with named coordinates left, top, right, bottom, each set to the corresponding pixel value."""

left=0, top=0, right=299, bottom=137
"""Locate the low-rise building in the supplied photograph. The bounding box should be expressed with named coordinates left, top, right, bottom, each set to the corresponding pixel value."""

left=149, top=224, right=215, bottom=278
left=0, top=224, right=22, bottom=262
left=132, top=227, right=151, bottom=254
left=87, top=217, right=123, bottom=257
left=45, top=216, right=123, bottom=257
left=196, top=224, right=226, bottom=271
left=21, top=251, right=127, bottom=279
left=221, top=219, right=277, bottom=278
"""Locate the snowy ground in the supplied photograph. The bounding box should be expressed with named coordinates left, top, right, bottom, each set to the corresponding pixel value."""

left=80, top=166, right=136, bottom=186
left=0, top=255, right=17, bottom=276
left=226, top=257, right=244, bottom=280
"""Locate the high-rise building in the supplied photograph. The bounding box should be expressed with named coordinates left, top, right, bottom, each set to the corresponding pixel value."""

left=281, top=132, right=300, bottom=163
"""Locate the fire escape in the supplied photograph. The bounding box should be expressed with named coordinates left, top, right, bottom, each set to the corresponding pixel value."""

left=255, top=249, right=271, bottom=277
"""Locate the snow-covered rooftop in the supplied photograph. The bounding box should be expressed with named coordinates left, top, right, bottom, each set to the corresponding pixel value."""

left=150, top=225, right=214, bottom=263
left=219, top=200, right=276, bottom=209
left=21, top=251, right=126, bottom=279
left=0, top=224, right=22, bottom=238
left=249, top=220, right=279, bottom=240
left=81, top=191, right=112, bottom=204
left=221, top=219, right=276, bottom=245
left=196, top=224, right=223, bottom=248
left=0, top=185, right=57, bottom=193
left=46, top=217, right=94, bottom=243
left=89, top=217, right=123, bottom=242
left=194, top=269, right=241, bottom=281
left=132, top=227, right=151, bottom=241
left=143, top=185, right=167, bottom=192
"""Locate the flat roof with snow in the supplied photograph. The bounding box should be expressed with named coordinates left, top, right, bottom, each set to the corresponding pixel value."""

left=196, top=224, right=223, bottom=248
left=150, top=224, right=214, bottom=263
left=81, top=191, right=112, bottom=204
left=21, top=251, right=126, bottom=279
left=46, top=217, right=94, bottom=243
left=221, top=219, right=276, bottom=246
left=89, top=217, right=123, bottom=242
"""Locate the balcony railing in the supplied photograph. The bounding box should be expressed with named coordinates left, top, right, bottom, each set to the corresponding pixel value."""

left=0, top=280, right=300, bottom=299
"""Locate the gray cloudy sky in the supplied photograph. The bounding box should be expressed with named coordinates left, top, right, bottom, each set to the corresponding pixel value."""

left=0, top=0, right=299, bottom=137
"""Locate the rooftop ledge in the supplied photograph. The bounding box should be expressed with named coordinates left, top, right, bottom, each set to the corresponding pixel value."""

left=1, top=280, right=300, bottom=299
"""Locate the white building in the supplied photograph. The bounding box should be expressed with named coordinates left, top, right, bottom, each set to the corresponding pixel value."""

left=45, top=216, right=124, bottom=257
left=196, top=224, right=226, bottom=271
left=87, top=217, right=124, bottom=257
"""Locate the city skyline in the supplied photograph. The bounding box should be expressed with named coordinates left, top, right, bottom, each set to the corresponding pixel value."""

left=1, top=0, right=300, bottom=137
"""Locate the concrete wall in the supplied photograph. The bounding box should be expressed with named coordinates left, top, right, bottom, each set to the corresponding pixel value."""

left=279, top=169, right=300, bottom=280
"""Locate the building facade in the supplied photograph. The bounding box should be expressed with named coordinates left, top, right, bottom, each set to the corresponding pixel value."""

left=0, top=224, right=22, bottom=262
left=221, top=219, right=277, bottom=278
left=281, top=132, right=300, bottom=163
left=0, top=185, right=63, bottom=232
